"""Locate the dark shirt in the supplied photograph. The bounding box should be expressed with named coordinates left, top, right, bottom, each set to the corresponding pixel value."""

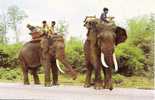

left=100, top=13, right=108, bottom=22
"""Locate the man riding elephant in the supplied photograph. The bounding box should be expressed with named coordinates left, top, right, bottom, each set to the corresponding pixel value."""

left=100, top=7, right=115, bottom=25
left=51, top=21, right=56, bottom=34
left=100, top=7, right=109, bottom=23
left=83, top=16, right=127, bottom=90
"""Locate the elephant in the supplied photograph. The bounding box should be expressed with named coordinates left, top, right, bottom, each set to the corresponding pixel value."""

left=83, top=17, right=127, bottom=90
left=19, top=34, right=77, bottom=86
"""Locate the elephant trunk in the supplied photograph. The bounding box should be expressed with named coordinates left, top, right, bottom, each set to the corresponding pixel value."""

left=56, top=52, right=77, bottom=80
left=101, top=53, right=118, bottom=72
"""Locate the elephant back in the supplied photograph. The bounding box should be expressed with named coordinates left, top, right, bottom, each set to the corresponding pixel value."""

left=19, top=41, right=42, bottom=68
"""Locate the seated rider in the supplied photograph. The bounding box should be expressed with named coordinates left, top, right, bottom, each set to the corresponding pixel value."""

left=51, top=21, right=56, bottom=34
left=41, top=20, right=51, bottom=36
left=100, top=7, right=116, bottom=27
left=100, top=7, right=109, bottom=23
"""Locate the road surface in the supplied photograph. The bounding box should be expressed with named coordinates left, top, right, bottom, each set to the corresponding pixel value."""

left=0, top=83, right=154, bottom=100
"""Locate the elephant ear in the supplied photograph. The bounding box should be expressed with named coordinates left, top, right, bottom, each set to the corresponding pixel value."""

left=115, top=26, right=127, bottom=45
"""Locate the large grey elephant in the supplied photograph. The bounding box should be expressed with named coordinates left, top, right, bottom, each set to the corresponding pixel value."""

left=19, top=34, right=77, bottom=86
left=83, top=17, right=127, bottom=90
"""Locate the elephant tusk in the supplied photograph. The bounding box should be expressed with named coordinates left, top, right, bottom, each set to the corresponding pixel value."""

left=113, top=53, right=118, bottom=72
left=101, top=53, right=109, bottom=68
left=56, top=59, right=65, bottom=74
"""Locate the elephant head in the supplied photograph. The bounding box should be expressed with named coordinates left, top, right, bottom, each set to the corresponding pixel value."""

left=41, top=34, right=77, bottom=80
left=84, top=17, right=127, bottom=71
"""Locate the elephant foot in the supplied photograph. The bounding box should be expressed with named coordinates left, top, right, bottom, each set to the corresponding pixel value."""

left=84, top=83, right=91, bottom=88
left=34, top=80, right=40, bottom=85
left=94, top=82, right=103, bottom=90
left=52, top=82, right=59, bottom=86
left=24, top=81, right=30, bottom=85
left=104, top=80, right=113, bottom=90
left=104, top=85, right=113, bottom=90
left=44, top=82, right=51, bottom=87
left=34, top=82, right=40, bottom=85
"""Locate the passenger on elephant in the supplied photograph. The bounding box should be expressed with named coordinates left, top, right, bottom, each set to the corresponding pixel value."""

left=100, top=7, right=115, bottom=24
left=41, top=20, right=51, bottom=36
left=100, top=7, right=109, bottom=23
left=51, top=21, right=56, bottom=34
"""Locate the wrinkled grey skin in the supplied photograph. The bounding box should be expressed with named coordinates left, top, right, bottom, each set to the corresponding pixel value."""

left=83, top=18, right=127, bottom=90
left=19, top=35, right=76, bottom=87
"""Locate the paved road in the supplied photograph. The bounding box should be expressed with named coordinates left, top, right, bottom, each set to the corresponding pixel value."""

left=0, top=83, right=154, bottom=100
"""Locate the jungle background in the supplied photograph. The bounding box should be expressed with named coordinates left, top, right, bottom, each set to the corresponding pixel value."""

left=0, top=5, right=154, bottom=89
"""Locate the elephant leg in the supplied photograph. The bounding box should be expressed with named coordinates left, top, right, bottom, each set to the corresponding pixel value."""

left=41, top=38, right=51, bottom=87
left=101, top=66, right=107, bottom=86
left=43, top=58, right=51, bottom=87
left=84, top=63, right=93, bottom=88
left=31, top=68, right=40, bottom=85
left=103, top=67, right=113, bottom=90
left=103, top=53, right=113, bottom=90
left=94, top=63, right=103, bottom=90
left=51, top=58, right=59, bottom=86
left=44, top=65, right=51, bottom=87
left=21, top=66, right=29, bottom=85
left=84, top=40, right=93, bottom=87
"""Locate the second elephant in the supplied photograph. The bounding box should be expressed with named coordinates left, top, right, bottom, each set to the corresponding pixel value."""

left=83, top=17, right=127, bottom=90
left=19, top=34, right=77, bottom=86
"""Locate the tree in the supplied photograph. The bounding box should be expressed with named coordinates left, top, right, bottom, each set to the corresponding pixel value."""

left=0, top=12, right=8, bottom=44
left=7, top=5, right=27, bottom=42
left=56, top=20, right=69, bottom=38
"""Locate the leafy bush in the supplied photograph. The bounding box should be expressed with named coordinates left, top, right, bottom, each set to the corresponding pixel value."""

left=0, top=68, right=21, bottom=80
left=116, top=43, right=145, bottom=75
left=116, top=15, right=154, bottom=76
left=112, top=74, right=125, bottom=84
left=65, top=37, right=85, bottom=69
left=0, top=43, right=22, bottom=68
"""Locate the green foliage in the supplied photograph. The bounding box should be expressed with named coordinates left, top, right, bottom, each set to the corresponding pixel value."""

left=65, top=37, right=84, bottom=69
left=112, top=74, right=154, bottom=89
left=112, top=74, right=125, bottom=84
left=0, top=68, right=21, bottom=80
left=116, top=15, right=154, bottom=76
left=0, top=43, right=22, bottom=68
left=116, top=43, right=145, bottom=75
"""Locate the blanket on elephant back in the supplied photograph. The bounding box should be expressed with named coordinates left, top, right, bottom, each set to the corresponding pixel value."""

left=29, top=33, right=64, bottom=45
left=95, top=19, right=116, bottom=31
left=84, top=17, right=127, bottom=45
